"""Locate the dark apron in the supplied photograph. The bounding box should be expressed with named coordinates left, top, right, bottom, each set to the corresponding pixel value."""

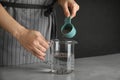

left=0, top=0, right=57, bottom=66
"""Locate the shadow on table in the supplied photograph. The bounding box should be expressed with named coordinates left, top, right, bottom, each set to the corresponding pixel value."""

left=0, top=65, right=75, bottom=80
left=0, top=66, right=4, bottom=80
left=0, top=73, right=3, bottom=80
left=0, top=64, right=52, bottom=74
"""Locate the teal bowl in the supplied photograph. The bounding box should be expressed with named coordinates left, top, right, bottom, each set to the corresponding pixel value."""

left=61, top=17, right=76, bottom=38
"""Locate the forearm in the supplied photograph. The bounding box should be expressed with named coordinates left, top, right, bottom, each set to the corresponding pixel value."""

left=0, top=4, right=27, bottom=39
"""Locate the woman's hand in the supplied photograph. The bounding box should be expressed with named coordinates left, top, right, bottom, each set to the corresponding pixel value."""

left=0, top=4, right=49, bottom=61
left=58, top=0, right=80, bottom=18
left=17, top=29, right=50, bottom=61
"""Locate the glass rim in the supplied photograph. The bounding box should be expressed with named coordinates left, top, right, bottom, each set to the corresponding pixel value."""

left=50, top=39, right=78, bottom=44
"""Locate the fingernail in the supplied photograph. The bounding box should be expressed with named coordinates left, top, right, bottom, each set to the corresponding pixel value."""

left=43, top=53, right=46, bottom=56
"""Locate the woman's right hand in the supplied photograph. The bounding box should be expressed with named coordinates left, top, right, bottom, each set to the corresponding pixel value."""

left=17, top=29, right=50, bottom=61
left=58, top=0, right=80, bottom=18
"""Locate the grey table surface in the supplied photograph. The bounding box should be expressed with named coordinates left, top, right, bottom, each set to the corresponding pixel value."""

left=0, top=53, right=120, bottom=80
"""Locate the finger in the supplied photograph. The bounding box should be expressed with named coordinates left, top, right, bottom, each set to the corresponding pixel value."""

left=71, top=7, right=77, bottom=18
left=33, top=52, right=45, bottom=61
left=23, top=45, right=45, bottom=61
left=36, top=44, right=47, bottom=53
left=71, top=5, right=79, bottom=18
left=32, top=46, right=46, bottom=57
left=63, top=3, right=70, bottom=17
left=38, top=39, right=49, bottom=49
left=31, top=40, right=47, bottom=53
left=35, top=31, right=50, bottom=49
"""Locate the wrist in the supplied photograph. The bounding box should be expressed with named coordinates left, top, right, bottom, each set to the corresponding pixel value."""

left=12, top=25, right=28, bottom=40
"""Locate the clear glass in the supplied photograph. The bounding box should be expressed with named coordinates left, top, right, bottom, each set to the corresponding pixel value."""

left=50, top=39, right=77, bottom=74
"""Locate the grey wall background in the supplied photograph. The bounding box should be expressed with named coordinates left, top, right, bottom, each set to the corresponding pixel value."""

left=55, top=0, right=120, bottom=58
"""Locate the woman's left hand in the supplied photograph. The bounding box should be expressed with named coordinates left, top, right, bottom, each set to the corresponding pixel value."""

left=58, top=0, right=80, bottom=18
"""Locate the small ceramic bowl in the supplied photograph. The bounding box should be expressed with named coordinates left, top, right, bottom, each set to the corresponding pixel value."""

left=61, top=17, right=76, bottom=38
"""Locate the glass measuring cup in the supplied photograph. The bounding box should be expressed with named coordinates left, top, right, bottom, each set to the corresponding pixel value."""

left=61, top=17, right=76, bottom=38
left=50, top=39, right=77, bottom=74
